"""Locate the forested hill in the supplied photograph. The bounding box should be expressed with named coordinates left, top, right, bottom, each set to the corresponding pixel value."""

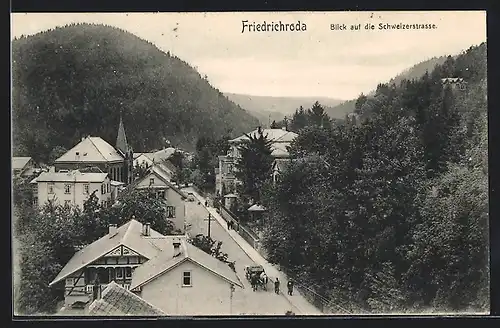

left=262, top=42, right=488, bottom=313
left=11, top=23, right=260, bottom=163
left=326, top=55, right=448, bottom=119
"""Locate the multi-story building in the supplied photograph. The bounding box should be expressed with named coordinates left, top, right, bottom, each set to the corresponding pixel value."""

left=215, top=127, right=298, bottom=195
left=30, top=169, right=113, bottom=209
left=49, top=219, right=242, bottom=315
left=54, top=116, right=133, bottom=185
left=131, top=164, right=187, bottom=233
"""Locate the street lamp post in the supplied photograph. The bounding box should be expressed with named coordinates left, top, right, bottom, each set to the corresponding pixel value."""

left=230, top=283, right=235, bottom=314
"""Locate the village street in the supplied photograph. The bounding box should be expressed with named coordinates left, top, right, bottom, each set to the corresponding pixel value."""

left=183, top=188, right=322, bottom=315
left=184, top=196, right=299, bottom=315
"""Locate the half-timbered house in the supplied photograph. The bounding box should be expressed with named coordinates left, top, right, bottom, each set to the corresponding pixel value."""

left=48, top=219, right=187, bottom=308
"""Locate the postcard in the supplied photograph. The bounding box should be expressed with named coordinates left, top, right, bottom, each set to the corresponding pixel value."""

left=11, top=11, right=488, bottom=317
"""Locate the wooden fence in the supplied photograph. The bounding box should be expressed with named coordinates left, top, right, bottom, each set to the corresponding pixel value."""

left=219, top=205, right=261, bottom=250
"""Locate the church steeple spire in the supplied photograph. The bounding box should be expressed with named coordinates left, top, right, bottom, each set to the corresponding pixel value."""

left=116, top=112, right=129, bottom=156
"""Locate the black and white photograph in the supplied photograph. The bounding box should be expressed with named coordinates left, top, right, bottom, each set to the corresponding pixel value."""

left=11, top=11, right=488, bottom=317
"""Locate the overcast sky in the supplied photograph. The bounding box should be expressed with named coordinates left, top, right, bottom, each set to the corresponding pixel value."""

left=11, top=11, right=486, bottom=100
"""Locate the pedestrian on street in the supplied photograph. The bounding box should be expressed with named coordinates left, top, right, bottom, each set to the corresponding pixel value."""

left=227, top=220, right=230, bottom=230
left=251, top=274, right=258, bottom=292
left=287, top=279, right=294, bottom=296
left=205, top=200, right=208, bottom=207
left=274, top=277, right=280, bottom=294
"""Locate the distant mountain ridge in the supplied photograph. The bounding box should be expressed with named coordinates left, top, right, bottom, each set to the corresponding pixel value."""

left=325, top=55, right=449, bottom=119
left=11, top=23, right=259, bottom=163
left=224, top=93, right=344, bottom=125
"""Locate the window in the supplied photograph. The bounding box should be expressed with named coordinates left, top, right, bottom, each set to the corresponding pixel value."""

left=64, top=184, right=71, bottom=194
left=33, top=197, right=38, bottom=207
left=107, top=183, right=110, bottom=193
left=66, top=278, right=74, bottom=286
left=116, top=267, right=123, bottom=279
left=64, top=200, right=72, bottom=207
left=166, top=206, right=176, bottom=218
left=101, top=184, right=105, bottom=195
left=149, top=178, right=155, bottom=185
left=84, top=184, right=90, bottom=194
left=182, top=271, right=192, bottom=286
left=48, top=183, right=54, bottom=194
left=125, top=267, right=132, bottom=278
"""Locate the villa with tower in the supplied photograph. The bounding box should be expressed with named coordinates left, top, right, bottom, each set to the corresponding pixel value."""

left=53, top=115, right=134, bottom=185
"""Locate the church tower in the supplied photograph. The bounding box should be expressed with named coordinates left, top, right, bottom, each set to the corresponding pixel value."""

left=116, top=113, right=134, bottom=185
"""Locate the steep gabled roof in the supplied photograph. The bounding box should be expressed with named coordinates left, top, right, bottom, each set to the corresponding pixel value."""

left=271, top=142, right=292, bottom=157
left=116, top=115, right=129, bottom=157
left=229, top=128, right=298, bottom=144
left=49, top=220, right=168, bottom=286
left=12, top=157, right=32, bottom=170
left=88, top=281, right=165, bottom=316
left=130, top=240, right=242, bottom=290
left=32, top=170, right=108, bottom=183
left=152, top=148, right=176, bottom=162
left=132, top=165, right=186, bottom=199
left=55, top=137, right=124, bottom=163
left=134, top=153, right=154, bottom=161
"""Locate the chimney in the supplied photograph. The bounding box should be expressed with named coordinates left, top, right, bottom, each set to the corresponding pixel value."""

left=143, top=222, right=151, bottom=236
left=108, top=224, right=117, bottom=236
left=173, top=239, right=182, bottom=257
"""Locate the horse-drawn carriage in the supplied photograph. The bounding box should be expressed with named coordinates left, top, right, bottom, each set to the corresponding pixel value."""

left=245, top=265, right=269, bottom=291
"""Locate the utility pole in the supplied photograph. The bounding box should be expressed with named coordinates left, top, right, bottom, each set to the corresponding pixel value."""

left=229, top=284, right=235, bottom=314
left=207, top=212, right=212, bottom=238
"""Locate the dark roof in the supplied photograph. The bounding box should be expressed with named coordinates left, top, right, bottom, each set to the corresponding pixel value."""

left=88, top=281, right=165, bottom=316
left=116, top=115, right=129, bottom=156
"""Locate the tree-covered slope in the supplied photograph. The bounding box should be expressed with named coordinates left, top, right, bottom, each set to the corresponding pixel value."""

left=12, top=23, right=259, bottom=163
left=326, top=55, right=448, bottom=119
left=261, top=42, right=488, bottom=313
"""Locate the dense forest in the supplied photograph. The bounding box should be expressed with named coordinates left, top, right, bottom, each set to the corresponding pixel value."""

left=261, top=43, right=488, bottom=313
left=325, top=55, right=449, bottom=120
left=12, top=23, right=259, bottom=163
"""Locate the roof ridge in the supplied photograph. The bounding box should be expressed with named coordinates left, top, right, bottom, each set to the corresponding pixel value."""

left=87, top=137, right=108, bottom=162
left=121, top=220, right=136, bottom=244
left=184, top=243, right=242, bottom=288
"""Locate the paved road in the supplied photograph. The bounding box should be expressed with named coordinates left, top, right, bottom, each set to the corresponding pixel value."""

left=185, top=200, right=295, bottom=315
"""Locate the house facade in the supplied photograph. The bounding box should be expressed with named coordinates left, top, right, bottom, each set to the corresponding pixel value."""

left=215, top=127, right=298, bottom=195
left=30, top=170, right=113, bottom=209
left=54, top=116, right=133, bottom=185
left=132, top=165, right=186, bottom=233
left=130, top=238, right=242, bottom=315
left=50, top=219, right=242, bottom=315
left=49, top=220, right=186, bottom=308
